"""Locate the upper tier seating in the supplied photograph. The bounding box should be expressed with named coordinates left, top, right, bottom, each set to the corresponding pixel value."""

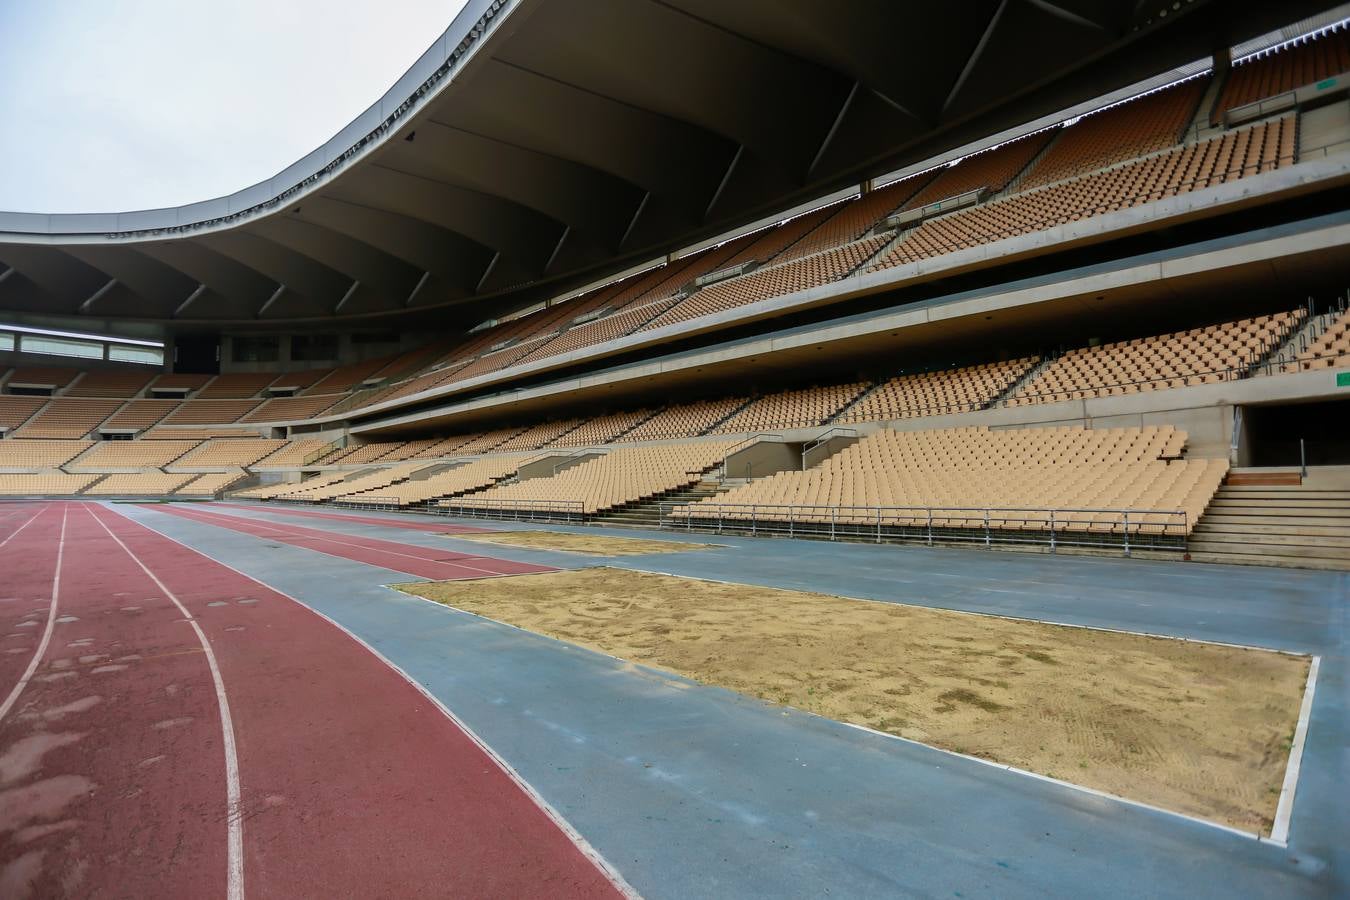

left=266, top=369, right=328, bottom=391
left=0, top=439, right=93, bottom=469
left=316, top=442, right=406, bottom=466
left=253, top=440, right=335, bottom=468
left=623, top=397, right=748, bottom=442
left=196, top=373, right=278, bottom=398
left=1010, top=311, right=1303, bottom=404
left=149, top=373, right=213, bottom=392
left=550, top=409, right=654, bottom=447
left=66, top=370, right=155, bottom=397
left=900, top=131, right=1056, bottom=210
left=0, top=396, right=48, bottom=431
left=1285, top=306, right=1350, bottom=371
left=1214, top=26, right=1350, bottom=121
left=640, top=236, right=891, bottom=332
left=177, top=471, right=248, bottom=496
left=771, top=175, right=931, bottom=264
left=335, top=456, right=524, bottom=507
left=674, top=426, right=1221, bottom=534
left=144, top=427, right=260, bottom=440
left=713, top=383, right=869, bottom=433
left=276, top=462, right=430, bottom=502
left=838, top=359, right=1039, bottom=422
left=14, top=398, right=124, bottom=438
left=234, top=471, right=355, bottom=500
left=84, top=472, right=195, bottom=496
left=875, top=117, right=1297, bottom=271
left=304, top=358, right=390, bottom=394
left=450, top=441, right=734, bottom=515
left=68, top=440, right=200, bottom=470
left=0, top=473, right=99, bottom=495
left=1021, top=78, right=1206, bottom=189
left=159, top=400, right=264, bottom=425
left=171, top=439, right=288, bottom=469
left=6, top=367, right=80, bottom=388
left=101, top=399, right=180, bottom=431
left=494, top=419, right=587, bottom=452
left=239, top=394, right=344, bottom=423
left=439, top=427, right=529, bottom=456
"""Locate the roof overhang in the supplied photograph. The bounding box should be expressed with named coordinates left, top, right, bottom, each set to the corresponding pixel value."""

left=0, top=0, right=1342, bottom=332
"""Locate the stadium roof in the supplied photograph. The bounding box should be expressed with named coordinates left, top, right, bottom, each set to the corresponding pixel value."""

left=0, top=0, right=1340, bottom=333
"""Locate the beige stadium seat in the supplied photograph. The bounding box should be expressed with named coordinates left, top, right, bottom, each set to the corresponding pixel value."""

left=673, top=425, right=1224, bottom=538
left=450, top=441, right=734, bottom=515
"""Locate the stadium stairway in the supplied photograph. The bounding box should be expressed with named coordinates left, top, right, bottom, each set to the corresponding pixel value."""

left=1189, top=469, right=1350, bottom=570
left=591, top=480, right=729, bottom=529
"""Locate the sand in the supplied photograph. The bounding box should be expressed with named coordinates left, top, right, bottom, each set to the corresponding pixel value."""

left=395, top=567, right=1311, bottom=834
left=448, top=531, right=715, bottom=556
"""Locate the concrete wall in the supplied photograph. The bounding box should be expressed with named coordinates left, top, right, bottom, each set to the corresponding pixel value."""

left=724, top=440, right=802, bottom=480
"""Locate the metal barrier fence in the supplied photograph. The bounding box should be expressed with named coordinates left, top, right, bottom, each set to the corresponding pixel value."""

left=433, top=499, right=586, bottom=524
left=660, top=502, right=1188, bottom=555
left=331, top=495, right=402, bottom=512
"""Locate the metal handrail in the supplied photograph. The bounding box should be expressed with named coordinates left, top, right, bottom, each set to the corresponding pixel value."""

left=333, top=494, right=401, bottom=511
left=435, top=497, right=585, bottom=524
left=661, top=501, right=1188, bottom=556
left=801, top=427, right=858, bottom=470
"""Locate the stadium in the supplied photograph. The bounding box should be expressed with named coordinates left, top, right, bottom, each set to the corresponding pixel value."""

left=0, top=0, right=1348, bottom=896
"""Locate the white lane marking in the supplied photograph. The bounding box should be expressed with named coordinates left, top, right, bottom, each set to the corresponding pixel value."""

left=123, top=503, right=639, bottom=899
left=86, top=504, right=244, bottom=900
left=166, top=507, right=522, bottom=579
left=0, top=506, right=48, bottom=551
left=0, top=507, right=66, bottom=724
left=1271, top=655, right=1320, bottom=845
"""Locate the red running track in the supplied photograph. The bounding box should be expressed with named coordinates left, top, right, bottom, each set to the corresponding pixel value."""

left=149, top=504, right=556, bottom=581
left=0, top=502, right=627, bottom=898
left=210, top=502, right=490, bottom=534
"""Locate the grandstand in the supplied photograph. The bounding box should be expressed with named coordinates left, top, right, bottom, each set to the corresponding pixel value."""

left=0, top=5, right=1348, bottom=897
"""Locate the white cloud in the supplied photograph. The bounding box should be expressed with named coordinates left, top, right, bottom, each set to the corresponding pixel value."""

left=0, top=0, right=467, bottom=213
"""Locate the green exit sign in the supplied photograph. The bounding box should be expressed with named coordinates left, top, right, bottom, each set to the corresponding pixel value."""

left=1339, top=371, right=1350, bottom=387
left=1316, top=77, right=1339, bottom=91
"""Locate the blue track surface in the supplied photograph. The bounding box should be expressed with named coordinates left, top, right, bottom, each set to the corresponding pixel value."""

left=120, top=502, right=1348, bottom=899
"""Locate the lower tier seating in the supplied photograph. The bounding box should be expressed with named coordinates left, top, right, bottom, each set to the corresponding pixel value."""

left=0, top=473, right=99, bottom=495
left=449, top=441, right=734, bottom=515
left=84, top=472, right=196, bottom=495
left=673, top=426, right=1220, bottom=535
left=335, top=457, right=524, bottom=507
left=0, top=440, right=93, bottom=469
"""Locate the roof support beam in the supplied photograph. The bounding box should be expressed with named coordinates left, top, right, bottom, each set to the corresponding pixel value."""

left=475, top=253, right=501, bottom=293
left=942, top=0, right=1009, bottom=115
left=619, top=192, right=650, bottom=250
left=405, top=270, right=431, bottom=307
left=0, top=266, right=13, bottom=285
left=175, top=284, right=208, bottom=318
left=1024, top=0, right=1110, bottom=32
left=705, top=144, right=744, bottom=220
left=257, top=284, right=286, bottom=318
left=808, top=81, right=860, bottom=177
left=544, top=226, right=570, bottom=274
left=334, top=279, right=361, bottom=314
left=78, top=278, right=118, bottom=313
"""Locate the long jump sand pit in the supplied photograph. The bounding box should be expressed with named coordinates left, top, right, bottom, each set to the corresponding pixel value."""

left=394, top=567, right=1310, bottom=834
left=448, top=530, right=716, bottom=556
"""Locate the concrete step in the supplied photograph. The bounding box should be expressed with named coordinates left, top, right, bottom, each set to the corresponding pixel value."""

left=1193, top=521, right=1350, bottom=537
left=1188, top=540, right=1350, bottom=561
left=1188, top=551, right=1350, bottom=571
left=1213, top=489, right=1350, bottom=500
left=1188, top=529, right=1350, bottom=548
left=1198, top=513, right=1350, bottom=528
left=1209, top=499, right=1344, bottom=512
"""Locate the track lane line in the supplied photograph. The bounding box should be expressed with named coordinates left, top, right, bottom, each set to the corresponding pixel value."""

left=0, top=504, right=49, bottom=549
left=113, top=502, right=635, bottom=898
left=85, top=502, right=244, bottom=900
left=156, top=504, right=552, bottom=580
left=0, top=505, right=66, bottom=724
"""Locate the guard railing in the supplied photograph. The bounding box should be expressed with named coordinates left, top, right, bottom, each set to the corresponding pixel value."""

left=433, top=498, right=585, bottom=524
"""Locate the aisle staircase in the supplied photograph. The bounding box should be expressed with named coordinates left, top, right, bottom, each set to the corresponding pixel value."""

left=1189, top=469, right=1350, bottom=569
left=591, top=480, right=729, bottom=529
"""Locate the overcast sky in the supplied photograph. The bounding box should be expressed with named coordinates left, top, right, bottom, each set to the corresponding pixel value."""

left=0, top=1, right=468, bottom=214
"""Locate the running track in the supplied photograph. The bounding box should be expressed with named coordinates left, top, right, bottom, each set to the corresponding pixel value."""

left=0, top=502, right=627, bottom=898
left=148, top=503, right=554, bottom=581
left=210, top=502, right=490, bottom=534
